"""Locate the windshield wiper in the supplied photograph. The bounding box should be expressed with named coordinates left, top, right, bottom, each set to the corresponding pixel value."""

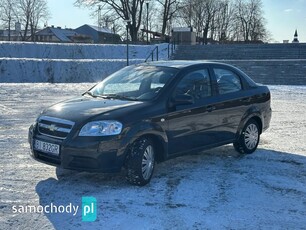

left=83, top=91, right=97, bottom=98
left=84, top=92, right=138, bottom=101
left=102, top=94, right=138, bottom=101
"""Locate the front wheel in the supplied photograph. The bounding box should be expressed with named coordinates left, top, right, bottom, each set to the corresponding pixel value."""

left=234, top=119, right=260, bottom=154
left=126, top=138, right=155, bottom=186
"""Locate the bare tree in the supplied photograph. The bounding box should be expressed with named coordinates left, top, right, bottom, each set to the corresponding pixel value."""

left=234, top=0, right=266, bottom=42
left=177, top=0, right=193, bottom=28
left=75, top=0, right=146, bottom=42
left=29, top=0, right=49, bottom=41
left=203, top=0, right=219, bottom=44
left=17, top=0, right=49, bottom=41
left=213, top=0, right=235, bottom=42
left=178, top=0, right=218, bottom=44
left=156, top=0, right=181, bottom=36
left=74, top=0, right=268, bottom=43
left=90, top=5, right=123, bottom=36
left=0, top=0, right=18, bottom=41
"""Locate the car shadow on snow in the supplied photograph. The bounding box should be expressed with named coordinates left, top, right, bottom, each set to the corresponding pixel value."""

left=35, top=145, right=306, bottom=229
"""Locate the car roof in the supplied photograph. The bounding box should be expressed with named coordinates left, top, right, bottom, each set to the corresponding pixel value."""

left=141, top=60, right=226, bottom=69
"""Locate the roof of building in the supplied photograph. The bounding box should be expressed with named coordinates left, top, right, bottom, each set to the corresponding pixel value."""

left=80, top=24, right=114, bottom=34
left=35, top=27, right=79, bottom=42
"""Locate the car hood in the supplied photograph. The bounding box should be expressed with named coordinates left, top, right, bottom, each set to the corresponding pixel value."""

left=41, top=96, right=143, bottom=123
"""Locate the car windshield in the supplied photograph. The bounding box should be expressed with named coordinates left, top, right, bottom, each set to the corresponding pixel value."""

left=88, top=65, right=178, bottom=101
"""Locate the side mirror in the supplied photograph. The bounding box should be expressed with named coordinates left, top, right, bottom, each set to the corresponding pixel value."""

left=171, top=94, right=194, bottom=106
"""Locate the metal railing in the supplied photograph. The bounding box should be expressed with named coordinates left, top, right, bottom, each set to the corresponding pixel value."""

left=145, top=42, right=176, bottom=62
left=145, top=46, right=159, bottom=62
left=169, top=41, right=176, bottom=59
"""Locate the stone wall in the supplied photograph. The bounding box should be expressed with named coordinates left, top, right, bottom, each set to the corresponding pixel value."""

left=172, top=43, right=306, bottom=85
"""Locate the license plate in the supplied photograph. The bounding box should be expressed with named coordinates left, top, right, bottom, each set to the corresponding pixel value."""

left=34, top=139, right=60, bottom=156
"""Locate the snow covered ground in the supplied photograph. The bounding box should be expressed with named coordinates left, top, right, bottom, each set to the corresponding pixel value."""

left=0, top=84, right=306, bottom=229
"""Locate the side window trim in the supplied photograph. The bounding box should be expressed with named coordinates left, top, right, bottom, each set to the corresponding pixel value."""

left=208, top=66, right=218, bottom=96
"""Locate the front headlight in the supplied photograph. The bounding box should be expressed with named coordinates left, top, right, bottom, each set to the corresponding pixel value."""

left=79, top=120, right=123, bottom=136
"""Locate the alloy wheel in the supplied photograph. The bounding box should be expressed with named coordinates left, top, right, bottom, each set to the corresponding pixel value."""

left=142, top=145, right=155, bottom=180
left=244, top=123, right=259, bottom=150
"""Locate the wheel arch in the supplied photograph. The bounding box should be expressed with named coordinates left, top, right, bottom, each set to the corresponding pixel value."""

left=236, top=108, right=264, bottom=140
left=120, top=121, right=168, bottom=165
left=133, top=133, right=167, bottom=163
left=250, top=116, right=263, bottom=134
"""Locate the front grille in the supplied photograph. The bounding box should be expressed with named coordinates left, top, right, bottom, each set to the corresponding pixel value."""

left=38, top=116, right=75, bottom=139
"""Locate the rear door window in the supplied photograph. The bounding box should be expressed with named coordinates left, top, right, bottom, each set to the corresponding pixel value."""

left=214, top=68, right=242, bottom=95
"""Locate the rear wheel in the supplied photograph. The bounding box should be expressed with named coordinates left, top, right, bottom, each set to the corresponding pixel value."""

left=126, top=138, right=155, bottom=186
left=234, top=119, right=260, bottom=154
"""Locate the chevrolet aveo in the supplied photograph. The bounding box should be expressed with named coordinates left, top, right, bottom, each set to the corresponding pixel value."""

left=29, top=61, right=272, bottom=186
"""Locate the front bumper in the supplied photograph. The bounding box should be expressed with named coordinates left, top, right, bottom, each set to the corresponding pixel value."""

left=28, top=125, right=126, bottom=173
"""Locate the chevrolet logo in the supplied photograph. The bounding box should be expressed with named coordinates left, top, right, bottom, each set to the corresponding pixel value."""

left=48, top=124, right=58, bottom=132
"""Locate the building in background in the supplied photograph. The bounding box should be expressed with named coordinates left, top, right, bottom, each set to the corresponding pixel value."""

left=172, top=27, right=196, bottom=45
left=0, top=22, right=30, bottom=41
left=74, top=24, right=121, bottom=44
left=0, top=29, right=20, bottom=41
left=34, top=26, right=92, bottom=43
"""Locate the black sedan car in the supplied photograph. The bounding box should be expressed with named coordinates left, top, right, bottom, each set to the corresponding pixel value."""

left=29, top=61, right=272, bottom=185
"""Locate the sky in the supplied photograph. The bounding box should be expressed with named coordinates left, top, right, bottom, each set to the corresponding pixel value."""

left=262, top=0, right=306, bottom=42
left=47, top=0, right=306, bottom=43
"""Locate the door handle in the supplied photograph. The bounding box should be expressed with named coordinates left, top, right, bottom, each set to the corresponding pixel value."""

left=206, top=105, right=216, bottom=112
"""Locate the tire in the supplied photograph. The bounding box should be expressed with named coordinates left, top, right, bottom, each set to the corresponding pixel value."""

left=126, top=138, right=155, bottom=186
left=234, top=119, right=260, bottom=154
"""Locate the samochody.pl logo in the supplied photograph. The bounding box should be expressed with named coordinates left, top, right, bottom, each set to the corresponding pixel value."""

left=82, top=197, right=97, bottom=222
left=11, top=196, right=97, bottom=222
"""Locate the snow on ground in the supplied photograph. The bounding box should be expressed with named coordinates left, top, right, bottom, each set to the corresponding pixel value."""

left=0, top=84, right=306, bottom=229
